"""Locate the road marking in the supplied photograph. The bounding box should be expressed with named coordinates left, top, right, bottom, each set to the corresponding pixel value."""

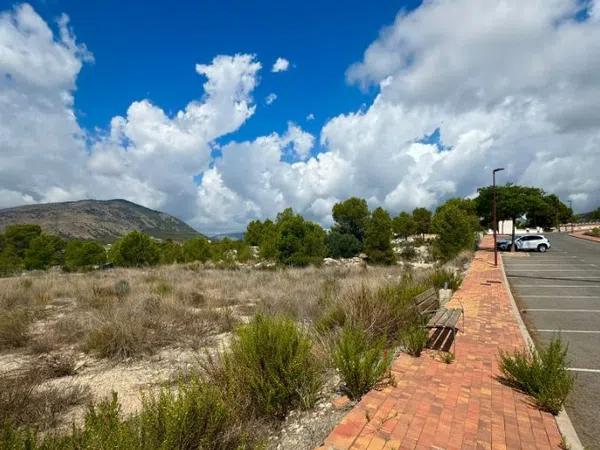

left=514, top=284, right=600, bottom=289
left=567, top=368, right=600, bottom=373
left=514, top=285, right=600, bottom=288
left=538, top=329, right=600, bottom=334
left=520, top=295, right=600, bottom=298
left=507, top=270, right=598, bottom=272
left=523, top=309, right=600, bottom=313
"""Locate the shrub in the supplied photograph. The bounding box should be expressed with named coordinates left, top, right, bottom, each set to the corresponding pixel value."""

left=139, top=377, right=258, bottom=449
left=429, top=268, right=463, bottom=291
left=326, top=231, right=362, bottom=258
left=109, top=231, right=160, bottom=267
left=64, top=240, right=107, bottom=270
left=333, top=326, right=393, bottom=400
left=400, top=244, right=417, bottom=261
left=499, top=337, right=574, bottom=415
left=23, top=234, right=66, bottom=270
left=182, top=237, right=211, bottom=263
left=584, top=227, right=600, bottom=238
left=218, top=314, right=322, bottom=418
left=84, top=312, right=149, bottom=359
left=275, top=211, right=326, bottom=266
left=0, top=309, right=31, bottom=349
left=401, top=325, right=429, bottom=357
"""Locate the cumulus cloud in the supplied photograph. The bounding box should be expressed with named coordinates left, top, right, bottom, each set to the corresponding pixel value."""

left=265, top=93, right=277, bottom=105
left=2, top=1, right=600, bottom=234
left=306, top=113, right=315, bottom=121
left=271, top=57, right=290, bottom=72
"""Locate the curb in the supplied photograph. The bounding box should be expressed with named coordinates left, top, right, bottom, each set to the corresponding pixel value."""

left=569, top=232, right=600, bottom=244
left=499, top=252, right=584, bottom=450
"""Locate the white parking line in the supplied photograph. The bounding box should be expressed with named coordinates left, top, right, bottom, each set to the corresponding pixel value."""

left=520, top=295, right=600, bottom=298
left=514, top=285, right=600, bottom=288
left=567, top=368, right=600, bottom=373
left=523, top=309, right=600, bottom=313
left=538, top=329, right=600, bottom=334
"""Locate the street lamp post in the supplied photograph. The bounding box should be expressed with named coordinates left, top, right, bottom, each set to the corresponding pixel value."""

left=493, top=168, right=505, bottom=267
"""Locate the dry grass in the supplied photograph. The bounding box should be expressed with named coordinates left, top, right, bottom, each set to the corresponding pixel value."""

left=0, top=262, right=447, bottom=442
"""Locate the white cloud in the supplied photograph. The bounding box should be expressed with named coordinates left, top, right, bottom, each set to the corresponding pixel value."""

left=265, top=92, right=277, bottom=105
left=2, top=1, right=600, bottom=234
left=271, top=57, right=290, bottom=72
left=306, top=113, right=315, bottom=121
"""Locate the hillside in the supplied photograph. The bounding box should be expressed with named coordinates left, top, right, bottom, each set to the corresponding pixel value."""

left=0, top=199, right=202, bottom=242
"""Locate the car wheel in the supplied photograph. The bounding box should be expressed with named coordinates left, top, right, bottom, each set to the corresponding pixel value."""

left=537, top=244, right=548, bottom=253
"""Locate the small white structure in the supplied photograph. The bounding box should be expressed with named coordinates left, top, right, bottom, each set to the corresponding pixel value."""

left=497, top=220, right=542, bottom=235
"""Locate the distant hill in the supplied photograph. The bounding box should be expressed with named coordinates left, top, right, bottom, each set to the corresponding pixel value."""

left=0, top=199, right=202, bottom=243
left=210, top=232, right=244, bottom=241
left=576, top=208, right=600, bottom=223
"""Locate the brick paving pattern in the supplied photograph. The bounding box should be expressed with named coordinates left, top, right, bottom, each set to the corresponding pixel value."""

left=320, top=237, right=563, bottom=449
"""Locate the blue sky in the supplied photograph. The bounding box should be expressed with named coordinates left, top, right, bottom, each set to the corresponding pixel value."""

left=1, top=0, right=599, bottom=233
left=16, top=0, right=420, bottom=144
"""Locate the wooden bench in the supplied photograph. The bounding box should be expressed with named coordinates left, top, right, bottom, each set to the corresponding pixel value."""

left=413, top=287, right=463, bottom=352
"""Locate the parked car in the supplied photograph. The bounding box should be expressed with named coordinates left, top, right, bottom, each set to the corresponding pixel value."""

left=497, top=235, right=551, bottom=252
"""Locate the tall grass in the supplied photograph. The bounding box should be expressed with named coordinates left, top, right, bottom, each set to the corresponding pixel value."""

left=499, top=337, right=574, bottom=415
left=333, top=326, right=393, bottom=400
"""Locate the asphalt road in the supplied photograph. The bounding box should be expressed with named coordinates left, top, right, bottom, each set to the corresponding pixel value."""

left=504, top=233, right=600, bottom=449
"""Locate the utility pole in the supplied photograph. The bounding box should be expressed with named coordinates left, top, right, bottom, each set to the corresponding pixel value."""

left=493, top=168, right=505, bottom=267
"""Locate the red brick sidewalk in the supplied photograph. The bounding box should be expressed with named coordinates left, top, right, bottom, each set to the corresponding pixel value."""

left=320, top=237, right=563, bottom=449
left=569, top=231, right=600, bottom=243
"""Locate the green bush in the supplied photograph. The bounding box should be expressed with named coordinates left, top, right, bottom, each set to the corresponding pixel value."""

left=432, top=202, right=478, bottom=261
left=139, top=377, right=257, bottom=449
left=428, top=268, right=463, bottom=291
left=400, top=244, right=417, bottom=260
left=24, top=234, right=65, bottom=270
left=333, top=327, right=393, bottom=400
left=584, top=227, right=600, bottom=238
left=400, top=325, right=429, bottom=357
left=109, top=231, right=160, bottom=267
left=64, top=240, right=107, bottom=270
left=499, top=337, right=574, bottom=415
left=326, top=231, right=362, bottom=258
left=218, top=314, right=322, bottom=418
left=182, top=237, right=211, bottom=262
left=275, top=210, right=326, bottom=266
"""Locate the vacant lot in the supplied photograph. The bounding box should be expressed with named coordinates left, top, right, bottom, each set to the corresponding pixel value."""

left=0, top=260, right=466, bottom=448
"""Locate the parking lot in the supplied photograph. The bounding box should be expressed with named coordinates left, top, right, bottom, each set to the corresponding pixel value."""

left=504, top=232, right=600, bottom=449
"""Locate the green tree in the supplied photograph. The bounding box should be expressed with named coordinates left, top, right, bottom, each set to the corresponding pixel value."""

left=109, top=231, right=160, bottom=267
left=326, top=231, right=362, bottom=258
left=0, top=245, right=22, bottom=275
left=3, top=224, right=42, bottom=258
left=182, top=237, right=211, bottom=263
left=23, top=234, right=65, bottom=270
left=392, top=212, right=416, bottom=240
left=244, top=220, right=265, bottom=246
left=64, top=240, right=107, bottom=270
left=412, top=208, right=432, bottom=238
left=432, top=203, right=477, bottom=261
left=364, top=207, right=395, bottom=265
left=332, top=197, right=370, bottom=242
left=258, top=219, right=278, bottom=259
left=275, top=210, right=326, bottom=266
left=158, top=240, right=184, bottom=264
left=590, top=207, right=600, bottom=222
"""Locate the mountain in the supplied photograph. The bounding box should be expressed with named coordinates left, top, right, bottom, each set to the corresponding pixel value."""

left=0, top=199, right=202, bottom=242
left=210, top=232, right=244, bottom=241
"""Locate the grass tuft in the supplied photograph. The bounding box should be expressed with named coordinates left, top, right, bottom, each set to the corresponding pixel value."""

left=333, top=326, right=393, bottom=400
left=400, top=325, right=429, bottom=357
left=499, top=337, right=574, bottom=415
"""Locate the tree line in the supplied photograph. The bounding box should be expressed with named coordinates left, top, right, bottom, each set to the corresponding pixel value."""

left=0, top=184, right=573, bottom=274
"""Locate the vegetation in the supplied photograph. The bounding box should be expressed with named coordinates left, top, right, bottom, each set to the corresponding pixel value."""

left=584, top=227, right=600, bottom=238
left=331, top=197, right=370, bottom=243
left=400, top=325, right=429, bottom=357
left=326, top=230, right=362, bottom=258
left=432, top=200, right=479, bottom=261
left=109, top=230, right=160, bottom=267
left=392, top=211, right=416, bottom=240
left=333, top=326, right=393, bottom=400
left=363, top=207, right=395, bottom=264
left=64, top=240, right=107, bottom=270
left=412, top=207, right=432, bottom=238
left=428, top=268, right=463, bottom=291
left=499, top=337, right=574, bottom=415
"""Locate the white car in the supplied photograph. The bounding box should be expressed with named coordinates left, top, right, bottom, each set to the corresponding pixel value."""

left=514, top=235, right=551, bottom=252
